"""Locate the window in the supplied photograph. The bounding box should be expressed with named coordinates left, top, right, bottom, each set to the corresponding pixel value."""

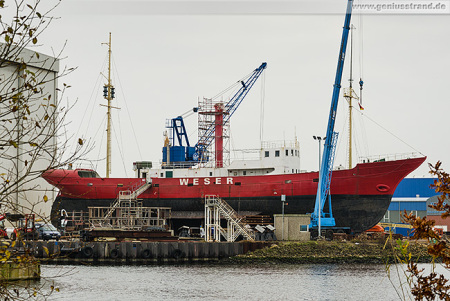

left=243, top=171, right=247, bottom=176
left=209, top=172, right=212, bottom=176
left=291, top=150, right=294, bottom=156
left=265, top=151, right=269, bottom=157
left=285, top=150, right=289, bottom=156
left=78, top=170, right=100, bottom=178
left=275, top=150, right=280, bottom=157
left=160, top=173, right=163, bottom=178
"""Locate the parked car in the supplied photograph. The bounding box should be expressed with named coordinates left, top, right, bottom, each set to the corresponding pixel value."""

left=37, top=224, right=61, bottom=241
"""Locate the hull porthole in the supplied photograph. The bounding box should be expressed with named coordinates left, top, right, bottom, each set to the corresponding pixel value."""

left=376, top=184, right=390, bottom=192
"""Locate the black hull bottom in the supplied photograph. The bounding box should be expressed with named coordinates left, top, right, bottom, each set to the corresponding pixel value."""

left=52, top=194, right=392, bottom=233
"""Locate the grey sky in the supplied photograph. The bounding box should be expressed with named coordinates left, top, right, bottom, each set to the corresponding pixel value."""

left=35, top=0, right=450, bottom=178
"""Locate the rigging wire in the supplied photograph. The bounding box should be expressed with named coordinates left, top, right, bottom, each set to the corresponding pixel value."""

left=351, top=106, right=369, bottom=162
left=111, top=71, right=126, bottom=175
left=85, top=56, right=108, bottom=137
left=109, top=56, right=129, bottom=176
left=91, top=113, right=107, bottom=144
left=356, top=107, right=369, bottom=157
left=94, top=114, right=107, bottom=172
left=111, top=120, right=128, bottom=177
left=111, top=57, right=144, bottom=162
left=336, top=99, right=348, bottom=166
left=353, top=109, right=425, bottom=156
left=71, top=55, right=108, bottom=155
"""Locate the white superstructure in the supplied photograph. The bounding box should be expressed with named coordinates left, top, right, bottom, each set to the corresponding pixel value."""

left=135, top=140, right=301, bottom=179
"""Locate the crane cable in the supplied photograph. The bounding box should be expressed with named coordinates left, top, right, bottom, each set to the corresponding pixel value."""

left=358, top=10, right=364, bottom=106
left=260, top=71, right=266, bottom=143
left=210, top=69, right=255, bottom=101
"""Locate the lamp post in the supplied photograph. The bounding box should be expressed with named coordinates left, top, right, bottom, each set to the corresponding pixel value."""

left=281, top=194, right=286, bottom=240
left=313, top=136, right=323, bottom=171
left=313, top=136, right=324, bottom=238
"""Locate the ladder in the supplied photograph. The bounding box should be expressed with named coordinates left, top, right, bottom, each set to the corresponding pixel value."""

left=103, top=182, right=152, bottom=221
left=204, top=195, right=254, bottom=242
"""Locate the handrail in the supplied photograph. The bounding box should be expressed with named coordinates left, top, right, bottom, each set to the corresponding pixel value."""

left=205, top=195, right=254, bottom=241
left=358, top=152, right=422, bottom=164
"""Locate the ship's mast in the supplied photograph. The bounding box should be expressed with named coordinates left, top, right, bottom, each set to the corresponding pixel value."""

left=101, top=32, right=117, bottom=178
left=344, top=25, right=358, bottom=169
left=106, top=33, right=112, bottom=178
left=348, top=25, right=353, bottom=169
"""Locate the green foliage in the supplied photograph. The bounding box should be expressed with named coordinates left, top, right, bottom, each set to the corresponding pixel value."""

left=399, top=161, right=450, bottom=300
left=0, top=0, right=89, bottom=299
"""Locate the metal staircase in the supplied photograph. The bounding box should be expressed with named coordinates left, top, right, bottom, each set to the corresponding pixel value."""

left=103, top=181, right=152, bottom=221
left=204, top=195, right=254, bottom=242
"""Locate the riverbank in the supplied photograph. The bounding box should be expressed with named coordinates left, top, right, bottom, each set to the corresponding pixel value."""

left=229, top=240, right=432, bottom=264
left=20, top=238, right=434, bottom=265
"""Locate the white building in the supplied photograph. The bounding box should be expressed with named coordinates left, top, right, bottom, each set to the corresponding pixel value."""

left=0, top=45, right=59, bottom=219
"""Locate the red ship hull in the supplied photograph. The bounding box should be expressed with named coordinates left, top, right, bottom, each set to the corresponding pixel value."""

left=43, top=157, right=426, bottom=232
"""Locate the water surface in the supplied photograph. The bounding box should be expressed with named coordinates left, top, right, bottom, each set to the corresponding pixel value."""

left=40, top=263, right=448, bottom=300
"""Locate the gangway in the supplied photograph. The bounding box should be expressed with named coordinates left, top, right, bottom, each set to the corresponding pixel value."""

left=103, top=181, right=152, bottom=221
left=204, top=195, right=254, bottom=242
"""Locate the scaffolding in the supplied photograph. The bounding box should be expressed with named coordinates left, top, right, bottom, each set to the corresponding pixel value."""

left=85, top=181, right=170, bottom=230
left=88, top=199, right=171, bottom=230
left=204, top=195, right=254, bottom=242
left=197, top=97, right=230, bottom=167
left=103, top=182, right=152, bottom=219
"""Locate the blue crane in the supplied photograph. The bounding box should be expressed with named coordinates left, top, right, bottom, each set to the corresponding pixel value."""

left=163, top=62, right=267, bottom=167
left=310, top=0, right=353, bottom=237
left=163, top=108, right=198, bottom=166
left=166, top=107, right=198, bottom=148
left=194, top=62, right=267, bottom=163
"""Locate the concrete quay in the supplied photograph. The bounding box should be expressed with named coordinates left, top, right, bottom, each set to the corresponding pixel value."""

left=26, top=240, right=272, bottom=264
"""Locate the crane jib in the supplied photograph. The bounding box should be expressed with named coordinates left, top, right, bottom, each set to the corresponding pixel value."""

left=164, top=62, right=267, bottom=166
left=311, top=0, right=353, bottom=231
left=194, top=62, right=267, bottom=161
